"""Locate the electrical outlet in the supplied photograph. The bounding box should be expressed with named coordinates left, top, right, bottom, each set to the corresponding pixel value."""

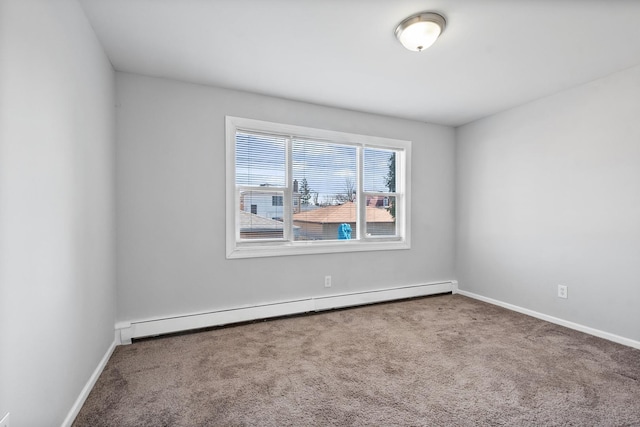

left=0, top=412, right=10, bottom=427
left=558, top=285, right=568, bottom=299
left=324, top=275, right=332, bottom=288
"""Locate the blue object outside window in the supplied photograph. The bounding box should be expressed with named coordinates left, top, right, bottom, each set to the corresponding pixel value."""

left=338, top=223, right=352, bottom=240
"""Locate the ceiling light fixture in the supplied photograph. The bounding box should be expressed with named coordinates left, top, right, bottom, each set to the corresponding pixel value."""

left=395, top=12, right=446, bottom=52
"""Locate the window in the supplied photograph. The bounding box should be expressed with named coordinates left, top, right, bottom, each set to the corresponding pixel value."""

left=226, top=116, right=411, bottom=258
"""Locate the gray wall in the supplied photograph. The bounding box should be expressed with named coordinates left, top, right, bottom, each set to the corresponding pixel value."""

left=456, top=64, right=640, bottom=341
left=0, top=1, right=116, bottom=425
left=115, top=72, right=456, bottom=323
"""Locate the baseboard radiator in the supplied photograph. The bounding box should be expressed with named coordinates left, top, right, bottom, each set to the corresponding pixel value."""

left=116, top=280, right=457, bottom=344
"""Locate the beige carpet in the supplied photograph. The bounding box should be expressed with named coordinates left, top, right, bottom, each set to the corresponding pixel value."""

left=73, top=294, right=640, bottom=426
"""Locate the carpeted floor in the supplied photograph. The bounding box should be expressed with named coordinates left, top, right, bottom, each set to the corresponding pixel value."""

left=73, top=294, right=640, bottom=426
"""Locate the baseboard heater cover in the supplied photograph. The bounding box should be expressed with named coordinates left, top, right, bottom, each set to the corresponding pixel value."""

left=116, top=280, right=456, bottom=344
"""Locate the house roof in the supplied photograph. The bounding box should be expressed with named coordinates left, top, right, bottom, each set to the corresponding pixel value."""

left=292, top=201, right=394, bottom=224
left=239, top=211, right=299, bottom=231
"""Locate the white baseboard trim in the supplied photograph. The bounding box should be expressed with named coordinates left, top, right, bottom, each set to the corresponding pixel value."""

left=116, top=281, right=454, bottom=344
left=457, top=289, right=640, bottom=350
left=61, top=340, right=117, bottom=427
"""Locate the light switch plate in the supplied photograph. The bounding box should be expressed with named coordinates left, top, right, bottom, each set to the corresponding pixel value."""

left=0, top=412, right=10, bottom=427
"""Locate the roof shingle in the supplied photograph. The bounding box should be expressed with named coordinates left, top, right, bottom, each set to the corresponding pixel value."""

left=292, top=201, right=394, bottom=224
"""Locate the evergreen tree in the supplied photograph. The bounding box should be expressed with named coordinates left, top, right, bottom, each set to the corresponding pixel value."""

left=385, top=153, right=396, bottom=219
left=299, top=178, right=312, bottom=205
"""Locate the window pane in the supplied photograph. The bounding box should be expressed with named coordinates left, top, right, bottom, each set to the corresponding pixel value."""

left=292, top=139, right=356, bottom=207
left=292, top=139, right=357, bottom=241
left=239, top=190, right=285, bottom=239
left=364, top=148, right=396, bottom=193
left=365, top=195, right=396, bottom=237
left=236, top=132, right=286, bottom=187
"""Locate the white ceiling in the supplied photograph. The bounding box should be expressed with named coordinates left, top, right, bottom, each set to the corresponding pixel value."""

left=80, top=0, right=640, bottom=127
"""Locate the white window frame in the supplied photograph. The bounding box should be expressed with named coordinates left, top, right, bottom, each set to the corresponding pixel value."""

left=226, top=116, right=411, bottom=259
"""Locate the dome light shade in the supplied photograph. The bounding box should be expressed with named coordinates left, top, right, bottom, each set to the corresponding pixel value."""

left=395, top=12, right=446, bottom=52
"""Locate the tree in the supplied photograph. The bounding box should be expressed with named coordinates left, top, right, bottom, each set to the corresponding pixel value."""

left=335, top=177, right=356, bottom=203
left=385, top=153, right=396, bottom=219
left=299, top=178, right=312, bottom=205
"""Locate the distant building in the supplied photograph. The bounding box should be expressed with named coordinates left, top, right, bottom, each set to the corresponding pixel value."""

left=239, top=184, right=302, bottom=220
left=292, top=201, right=395, bottom=240
left=366, top=195, right=390, bottom=207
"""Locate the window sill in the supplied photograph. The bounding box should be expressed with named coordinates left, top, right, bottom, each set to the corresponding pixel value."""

left=226, top=239, right=410, bottom=259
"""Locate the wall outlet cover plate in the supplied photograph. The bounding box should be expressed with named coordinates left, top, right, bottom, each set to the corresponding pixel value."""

left=558, top=285, right=568, bottom=299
